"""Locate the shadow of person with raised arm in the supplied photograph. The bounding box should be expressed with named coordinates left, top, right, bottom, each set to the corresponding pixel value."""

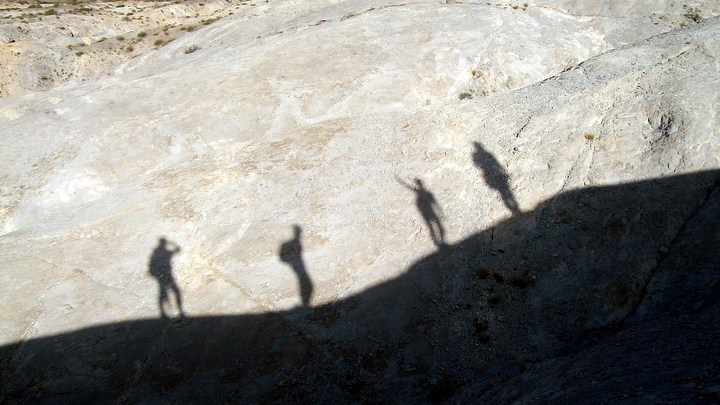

left=473, top=142, right=521, bottom=216
left=396, top=176, right=447, bottom=247
left=148, top=237, right=185, bottom=320
left=279, top=225, right=313, bottom=307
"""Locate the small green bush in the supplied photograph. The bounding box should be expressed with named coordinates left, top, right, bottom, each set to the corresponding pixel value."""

left=683, top=5, right=702, bottom=22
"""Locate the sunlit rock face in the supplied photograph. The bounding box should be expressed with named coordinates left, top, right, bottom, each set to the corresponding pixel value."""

left=0, top=0, right=719, bottom=401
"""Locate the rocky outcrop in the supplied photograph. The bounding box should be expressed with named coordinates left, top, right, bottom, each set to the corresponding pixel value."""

left=0, top=0, right=245, bottom=96
left=0, top=0, right=719, bottom=402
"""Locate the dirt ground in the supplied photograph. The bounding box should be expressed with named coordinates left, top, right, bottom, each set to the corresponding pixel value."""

left=0, top=0, right=251, bottom=96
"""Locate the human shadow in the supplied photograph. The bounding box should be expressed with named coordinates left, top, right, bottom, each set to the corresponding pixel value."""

left=2, top=170, right=720, bottom=403
left=473, top=142, right=521, bottom=215
left=148, top=237, right=185, bottom=319
left=279, top=225, right=313, bottom=307
left=397, top=176, right=447, bottom=247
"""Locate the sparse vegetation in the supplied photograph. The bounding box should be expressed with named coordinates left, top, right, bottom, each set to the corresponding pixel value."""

left=0, top=0, right=301, bottom=97
left=683, top=5, right=702, bottom=23
left=584, top=133, right=595, bottom=141
left=475, top=266, right=489, bottom=279
left=511, top=273, right=534, bottom=289
left=458, top=92, right=473, bottom=100
left=487, top=293, right=502, bottom=306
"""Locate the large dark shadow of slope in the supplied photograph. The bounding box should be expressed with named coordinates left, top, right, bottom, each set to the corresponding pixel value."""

left=2, top=170, right=720, bottom=403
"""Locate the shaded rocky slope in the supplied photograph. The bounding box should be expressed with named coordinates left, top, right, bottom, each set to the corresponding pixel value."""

left=2, top=170, right=718, bottom=402
left=471, top=172, right=720, bottom=403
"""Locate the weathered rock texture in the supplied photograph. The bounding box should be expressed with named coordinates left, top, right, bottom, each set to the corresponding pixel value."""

left=1, top=0, right=719, bottom=402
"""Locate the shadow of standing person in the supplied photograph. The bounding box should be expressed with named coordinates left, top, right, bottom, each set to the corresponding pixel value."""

left=397, top=176, right=447, bottom=247
left=473, top=142, right=521, bottom=216
left=279, top=225, right=313, bottom=307
left=148, top=237, right=185, bottom=320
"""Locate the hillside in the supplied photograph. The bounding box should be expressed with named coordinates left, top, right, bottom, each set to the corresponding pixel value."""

left=1, top=0, right=719, bottom=402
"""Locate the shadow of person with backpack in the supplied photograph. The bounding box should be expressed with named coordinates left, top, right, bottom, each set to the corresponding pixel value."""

left=148, top=237, right=185, bottom=320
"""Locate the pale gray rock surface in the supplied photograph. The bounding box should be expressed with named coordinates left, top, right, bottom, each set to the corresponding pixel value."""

left=1, top=0, right=719, bottom=402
